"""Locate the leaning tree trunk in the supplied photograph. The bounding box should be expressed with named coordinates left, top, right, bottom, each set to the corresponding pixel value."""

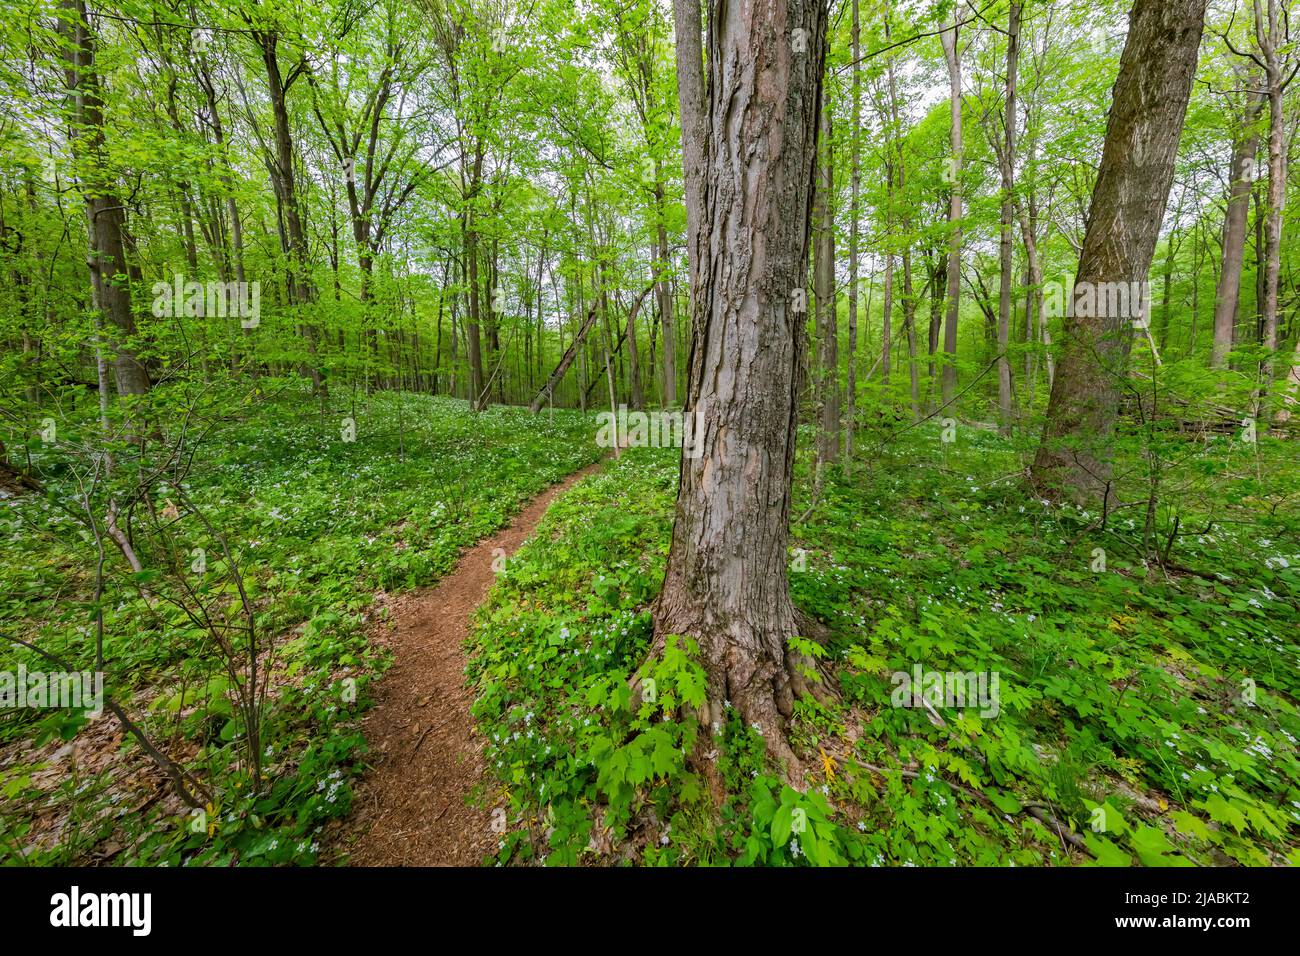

left=1031, top=0, right=1208, bottom=507
left=656, top=0, right=829, bottom=773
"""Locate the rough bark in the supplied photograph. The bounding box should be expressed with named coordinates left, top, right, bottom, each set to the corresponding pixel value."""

left=672, top=0, right=709, bottom=304
left=657, top=0, right=831, bottom=773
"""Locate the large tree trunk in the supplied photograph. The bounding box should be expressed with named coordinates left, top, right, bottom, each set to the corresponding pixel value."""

left=59, top=0, right=150, bottom=397
left=1212, top=91, right=1264, bottom=368
left=1031, top=0, right=1208, bottom=507
left=656, top=0, right=829, bottom=772
left=672, top=0, right=709, bottom=308
left=939, top=9, right=963, bottom=409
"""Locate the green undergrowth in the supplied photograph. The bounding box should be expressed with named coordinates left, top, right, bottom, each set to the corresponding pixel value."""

left=467, top=426, right=1299, bottom=867
left=1, top=385, right=599, bottom=865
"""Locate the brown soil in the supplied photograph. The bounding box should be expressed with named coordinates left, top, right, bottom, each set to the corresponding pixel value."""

left=332, top=463, right=601, bottom=866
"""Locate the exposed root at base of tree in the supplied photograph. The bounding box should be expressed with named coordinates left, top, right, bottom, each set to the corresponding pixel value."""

left=633, top=607, right=841, bottom=790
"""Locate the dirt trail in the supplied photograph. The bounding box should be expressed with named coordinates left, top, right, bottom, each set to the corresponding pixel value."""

left=334, top=462, right=601, bottom=866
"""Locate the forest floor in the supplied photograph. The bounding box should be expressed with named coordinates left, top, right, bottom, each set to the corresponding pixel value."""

left=465, top=423, right=1299, bottom=867
left=2, top=387, right=1297, bottom=867
left=331, top=462, right=602, bottom=865
left=0, top=388, right=600, bottom=865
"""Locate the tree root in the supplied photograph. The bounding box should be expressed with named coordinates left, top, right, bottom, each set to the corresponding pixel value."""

left=634, top=608, right=842, bottom=790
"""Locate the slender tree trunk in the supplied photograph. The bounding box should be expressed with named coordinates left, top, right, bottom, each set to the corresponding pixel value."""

left=624, top=289, right=645, bottom=411
left=1157, top=233, right=1176, bottom=352
left=1254, top=0, right=1290, bottom=416
left=814, top=91, right=839, bottom=466
left=845, top=0, right=860, bottom=467
left=882, top=244, right=894, bottom=385
left=1212, top=92, right=1264, bottom=368
left=995, top=3, right=1021, bottom=435
left=465, top=181, right=485, bottom=409
left=902, top=247, right=921, bottom=421
left=655, top=178, right=677, bottom=407
left=939, top=10, right=964, bottom=408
